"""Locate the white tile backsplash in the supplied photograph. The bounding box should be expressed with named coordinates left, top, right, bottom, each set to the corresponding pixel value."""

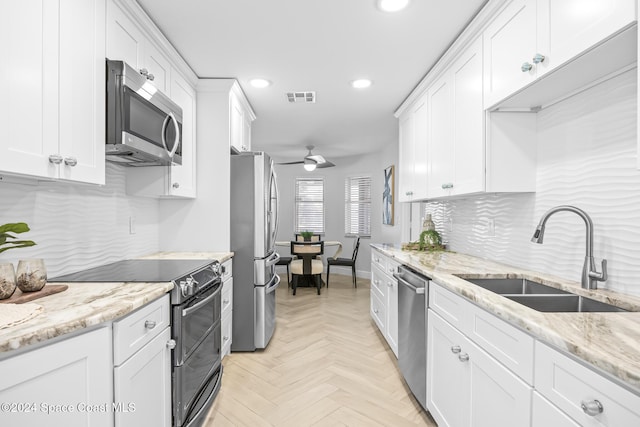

left=0, top=163, right=159, bottom=277
left=425, top=69, right=640, bottom=296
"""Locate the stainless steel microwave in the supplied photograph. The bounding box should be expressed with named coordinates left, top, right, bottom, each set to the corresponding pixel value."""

left=106, top=59, right=182, bottom=166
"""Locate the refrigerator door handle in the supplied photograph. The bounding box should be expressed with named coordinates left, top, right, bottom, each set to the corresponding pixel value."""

left=271, top=164, right=280, bottom=250
left=266, top=274, right=281, bottom=294
left=265, top=251, right=280, bottom=267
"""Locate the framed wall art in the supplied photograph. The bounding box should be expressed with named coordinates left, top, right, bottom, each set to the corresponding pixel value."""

left=383, top=165, right=394, bottom=225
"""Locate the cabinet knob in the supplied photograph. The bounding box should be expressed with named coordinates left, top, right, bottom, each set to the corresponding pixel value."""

left=64, top=157, right=77, bottom=167
left=147, top=73, right=155, bottom=81
left=458, top=353, right=469, bottom=362
left=172, top=182, right=180, bottom=189
left=387, top=282, right=393, bottom=287
left=139, top=68, right=149, bottom=77
left=451, top=345, right=461, bottom=354
left=223, top=298, right=230, bottom=304
left=532, top=53, right=545, bottom=64
left=223, top=335, right=229, bottom=342
left=49, top=154, right=63, bottom=164
left=581, top=400, right=603, bottom=416
left=373, top=308, right=379, bottom=314
left=374, top=257, right=380, bottom=262
left=166, top=339, right=176, bottom=350
left=144, top=320, right=157, bottom=329
left=374, top=279, right=380, bottom=285
left=521, top=62, right=533, bottom=72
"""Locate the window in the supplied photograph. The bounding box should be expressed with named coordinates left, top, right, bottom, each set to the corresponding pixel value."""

left=345, top=175, right=371, bottom=237
left=295, top=177, right=324, bottom=234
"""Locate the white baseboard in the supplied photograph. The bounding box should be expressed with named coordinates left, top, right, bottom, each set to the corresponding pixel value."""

left=328, top=266, right=370, bottom=279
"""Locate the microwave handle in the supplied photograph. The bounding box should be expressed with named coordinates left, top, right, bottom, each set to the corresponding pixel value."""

left=161, top=112, right=181, bottom=159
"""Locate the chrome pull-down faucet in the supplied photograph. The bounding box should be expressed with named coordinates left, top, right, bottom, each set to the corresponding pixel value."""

left=531, top=205, right=607, bottom=289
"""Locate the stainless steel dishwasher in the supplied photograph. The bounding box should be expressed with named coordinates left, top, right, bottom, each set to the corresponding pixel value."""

left=394, top=265, right=429, bottom=410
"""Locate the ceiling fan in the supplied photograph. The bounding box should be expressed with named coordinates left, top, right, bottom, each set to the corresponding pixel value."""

left=277, top=145, right=335, bottom=171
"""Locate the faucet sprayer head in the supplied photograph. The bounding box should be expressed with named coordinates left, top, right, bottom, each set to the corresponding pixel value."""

left=531, top=225, right=545, bottom=244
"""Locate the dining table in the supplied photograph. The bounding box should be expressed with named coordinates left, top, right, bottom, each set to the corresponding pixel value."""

left=275, top=240, right=343, bottom=288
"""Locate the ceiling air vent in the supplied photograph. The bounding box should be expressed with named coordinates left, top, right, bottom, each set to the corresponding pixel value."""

left=286, top=91, right=316, bottom=103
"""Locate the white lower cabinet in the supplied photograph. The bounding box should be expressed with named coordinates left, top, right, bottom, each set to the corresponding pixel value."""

left=532, top=391, right=580, bottom=427
left=114, top=327, right=171, bottom=427
left=534, top=341, right=640, bottom=427
left=0, top=327, right=113, bottom=427
left=112, top=294, right=172, bottom=427
left=221, top=259, right=233, bottom=359
left=370, top=249, right=399, bottom=357
left=427, top=309, right=532, bottom=427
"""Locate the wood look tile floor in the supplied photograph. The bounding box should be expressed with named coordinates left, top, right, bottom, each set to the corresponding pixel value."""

left=204, top=273, right=436, bottom=426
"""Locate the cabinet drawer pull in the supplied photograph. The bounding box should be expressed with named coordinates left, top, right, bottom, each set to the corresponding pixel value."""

left=521, top=62, right=533, bottom=72
left=223, top=336, right=229, bottom=342
left=451, top=345, right=461, bottom=354
left=458, top=353, right=469, bottom=362
left=49, top=154, right=63, bottom=164
left=581, top=400, right=603, bottom=416
left=172, top=182, right=180, bottom=189
left=441, top=183, right=454, bottom=189
left=144, top=320, right=157, bottom=329
left=166, top=339, right=176, bottom=349
left=139, top=68, right=149, bottom=77
left=532, top=53, right=545, bottom=64
left=223, top=298, right=230, bottom=304
left=64, top=157, right=77, bottom=167
left=147, top=73, right=155, bottom=81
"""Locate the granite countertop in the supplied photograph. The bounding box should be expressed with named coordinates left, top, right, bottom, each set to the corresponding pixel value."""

left=0, top=251, right=234, bottom=356
left=371, top=243, right=640, bottom=395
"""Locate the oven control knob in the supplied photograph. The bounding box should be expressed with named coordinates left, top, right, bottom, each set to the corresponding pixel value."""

left=210, top=262, right=221, bottom=276
left=166, top=339, right=176, bottom=350
left=180, top=278, right=196, bottom=297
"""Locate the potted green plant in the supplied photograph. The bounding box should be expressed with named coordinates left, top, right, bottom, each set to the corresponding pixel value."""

left=0, top=223, right=40, bottom=298
left=300, top=230, right=314, bottom=241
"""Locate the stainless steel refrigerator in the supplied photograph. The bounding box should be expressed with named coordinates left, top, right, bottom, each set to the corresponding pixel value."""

left=230, top=152, right=281, bottom=351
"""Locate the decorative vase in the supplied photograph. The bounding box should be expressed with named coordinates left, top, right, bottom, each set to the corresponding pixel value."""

left=0, top=263, right=17, bottom=299
left=16, top=259, right=47, bottom=292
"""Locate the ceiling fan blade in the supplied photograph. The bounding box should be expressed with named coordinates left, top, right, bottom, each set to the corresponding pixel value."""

left=276, top=160, right=305, bottom=165
left=306, top=154, right=326, bottom=163
left=315, top=161, right=335, bottom=168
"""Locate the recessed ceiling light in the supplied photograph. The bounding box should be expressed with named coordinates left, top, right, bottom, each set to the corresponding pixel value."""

left=250, top=78, right=271, bottom=88
left=351, top=79, right=373, bottom=89
left=377, top=0, right=410, bottom=12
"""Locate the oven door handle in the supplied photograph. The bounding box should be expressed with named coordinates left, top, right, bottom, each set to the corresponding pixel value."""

left=184, top=366, right=223, bottom=426
left=182, top=289, right=218, bottom=317
left=266, top=274, right=281, bottom=294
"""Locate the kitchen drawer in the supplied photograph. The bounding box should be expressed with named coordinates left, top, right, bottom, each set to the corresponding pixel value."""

left=467, top=302, right=534, bottom=385
left=429, top=282, right=468, bottom=332
left=221, top=310, right=232, bottom=359
left=371, top=250, right=387, bottom=272
left=535, top=341, right=640, bottom=427
left=370, top=291, right=386, bottom=333
left=221, top=258, right=232, bottom=283
left=113, top=294, right=170, bottom=366
left=371, top=264, right=387, bottom=299
left=221, top=277, right=233, bottom=318
left=385, top=258, right=400, bottom=278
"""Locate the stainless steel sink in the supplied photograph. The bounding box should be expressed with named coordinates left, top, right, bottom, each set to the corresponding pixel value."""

left=463, top=278, right=570, bottom=295
left=460, top=277, right=628, bottom=312
left=505, top=295, right=627, bottom=313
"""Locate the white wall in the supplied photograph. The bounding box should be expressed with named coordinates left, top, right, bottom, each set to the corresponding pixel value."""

left=0, top=164, right=159, bottom=277
left=423, top=70, right=640, bottom=296
left=274, top=140, right=402, bottom=278
left=158, top=80, right=232, bottom=252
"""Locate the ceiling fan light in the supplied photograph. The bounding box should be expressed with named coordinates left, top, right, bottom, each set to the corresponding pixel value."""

left=377, top=0, right=410, bottom=12
left=304, top=163, right=316, bottom=172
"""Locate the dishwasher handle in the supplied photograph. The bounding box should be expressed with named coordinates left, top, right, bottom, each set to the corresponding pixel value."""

left=394, top=272, right=426, bottom=294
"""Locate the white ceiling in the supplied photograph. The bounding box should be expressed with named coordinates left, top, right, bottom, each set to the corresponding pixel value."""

left=137, top=0, right=487, bottom=164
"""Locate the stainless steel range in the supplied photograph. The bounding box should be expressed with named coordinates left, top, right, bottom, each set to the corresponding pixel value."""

left=50, top=259, right=223, bottom=427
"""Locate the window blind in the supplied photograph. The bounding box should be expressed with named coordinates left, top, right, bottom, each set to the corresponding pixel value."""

left=345, top=175, right=371, bottom=237
left=295, top=177, right=324, bottom=234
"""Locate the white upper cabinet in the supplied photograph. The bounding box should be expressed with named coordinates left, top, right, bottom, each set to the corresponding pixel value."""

left=484, top=0, right=636, bottom=109
left=427, top=74, right=454, bottom=198
left=168, top=73, right=197, bottom=198
left=398, top=94, right=428, bottom=202
left=0, top=0, right=106, bottom=185
left=483, top=0, right=538, bottom=108
left=230, top=90, right=254, bottom=153
left=106, top=0, right=145, bottom=68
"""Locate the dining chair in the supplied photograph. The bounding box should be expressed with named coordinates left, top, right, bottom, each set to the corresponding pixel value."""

left=326, top=237, right=360, bottom=288
left=275, top=256, right=293, bottom=285
left=290, top=240, right=324, bottom=295
left=295, top=233, right=321, bottom=242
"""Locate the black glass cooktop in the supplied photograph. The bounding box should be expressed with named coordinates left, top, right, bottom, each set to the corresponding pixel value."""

left=49, top=259, right=213, bottom=283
